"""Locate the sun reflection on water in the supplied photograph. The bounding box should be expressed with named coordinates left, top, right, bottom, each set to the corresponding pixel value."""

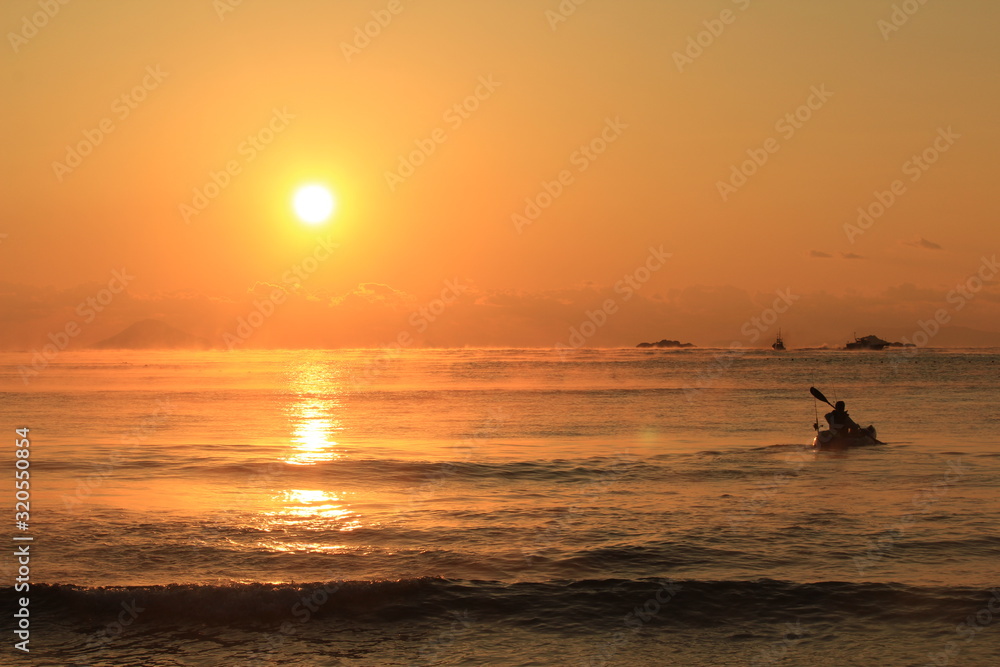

left=260, top=488, right=364, bottom=541
left=284, top=361, right=345, bottom=466
left=287, top=405, right=342, bottom=465
left=281, top=488, right=359, bottom=526
left=262, top=361, right=371, bottom=549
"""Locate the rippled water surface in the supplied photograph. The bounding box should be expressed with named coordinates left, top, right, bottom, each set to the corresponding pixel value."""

left=2, top=348, right=998, bottom=665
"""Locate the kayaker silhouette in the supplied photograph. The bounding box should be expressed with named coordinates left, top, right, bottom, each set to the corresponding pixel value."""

left=809, top=387, right=882, bottom=448
left=823, top=401, right=861, bottom=436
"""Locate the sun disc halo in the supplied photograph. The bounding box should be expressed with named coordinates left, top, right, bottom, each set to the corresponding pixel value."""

left=293, top=185, right=335, bottom=225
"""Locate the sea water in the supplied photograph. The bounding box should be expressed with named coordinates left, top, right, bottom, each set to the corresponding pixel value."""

left=1, top=348, right=998, bottom=666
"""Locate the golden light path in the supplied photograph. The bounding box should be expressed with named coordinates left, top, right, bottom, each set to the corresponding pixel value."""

left=287, top=400, right=341, bottom=466
left=260, top=360, right=365, bottom=548
left=284, top=358, right=344, bottom=466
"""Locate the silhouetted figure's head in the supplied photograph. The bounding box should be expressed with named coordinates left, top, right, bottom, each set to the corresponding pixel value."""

left=835, top=401, right=845, bottom=410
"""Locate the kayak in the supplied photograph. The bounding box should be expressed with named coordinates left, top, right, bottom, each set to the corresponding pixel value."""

left=812, top=425, right=880, bottom=450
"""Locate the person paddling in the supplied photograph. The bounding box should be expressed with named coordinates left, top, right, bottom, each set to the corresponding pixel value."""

left=823, top=400, right=861, bottom=436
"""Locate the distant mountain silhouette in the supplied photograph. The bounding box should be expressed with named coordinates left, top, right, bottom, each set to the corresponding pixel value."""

left=636, top=339, right=696, bottom=349
left=92, top=320, right=211, bottom=350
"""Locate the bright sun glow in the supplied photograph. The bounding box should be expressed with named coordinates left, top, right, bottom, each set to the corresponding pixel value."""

left=293, top=184, right=335, bottom=225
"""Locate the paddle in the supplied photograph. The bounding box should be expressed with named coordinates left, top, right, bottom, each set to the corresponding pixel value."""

left=810, top=386, right=835, bottom=408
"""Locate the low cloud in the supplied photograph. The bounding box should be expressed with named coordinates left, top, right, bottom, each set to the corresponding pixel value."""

left=904, top=237, right=943, bottom=250
left=810, top=250, right=865, bottom=260
left=2, top=277, right=999, bottom=350
left=331, top=282, right=414, bottom=307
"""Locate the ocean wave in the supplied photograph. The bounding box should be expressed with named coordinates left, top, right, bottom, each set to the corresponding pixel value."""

left=32, top=454, right=825, bottom=487
left=11, top=578, right=993, bottom=630
left=32, top=456, right=654, bottom=484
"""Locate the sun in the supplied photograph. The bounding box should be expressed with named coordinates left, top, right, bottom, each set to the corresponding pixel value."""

left=293, top=184, right=336, bottom=225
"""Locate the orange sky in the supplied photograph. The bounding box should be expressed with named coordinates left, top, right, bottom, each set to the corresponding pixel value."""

left=2, top=0, right=999, bottom=349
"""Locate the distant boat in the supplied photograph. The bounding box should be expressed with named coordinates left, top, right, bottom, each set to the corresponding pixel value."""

left=844, top=334, right=916, bottom=350
left=772, top=330, right=786, bottom=351
left=845, top=333, right=890, bottom=350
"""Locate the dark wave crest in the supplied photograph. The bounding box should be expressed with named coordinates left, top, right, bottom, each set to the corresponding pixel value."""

left=13, top=578, right=995, bottom=630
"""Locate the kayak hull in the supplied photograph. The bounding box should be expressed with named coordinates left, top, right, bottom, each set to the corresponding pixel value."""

left=812, top=425, right=879, bottom=450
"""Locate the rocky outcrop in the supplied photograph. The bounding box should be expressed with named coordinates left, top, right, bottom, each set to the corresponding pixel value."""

left=636, top=339, right=696, bottom=349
